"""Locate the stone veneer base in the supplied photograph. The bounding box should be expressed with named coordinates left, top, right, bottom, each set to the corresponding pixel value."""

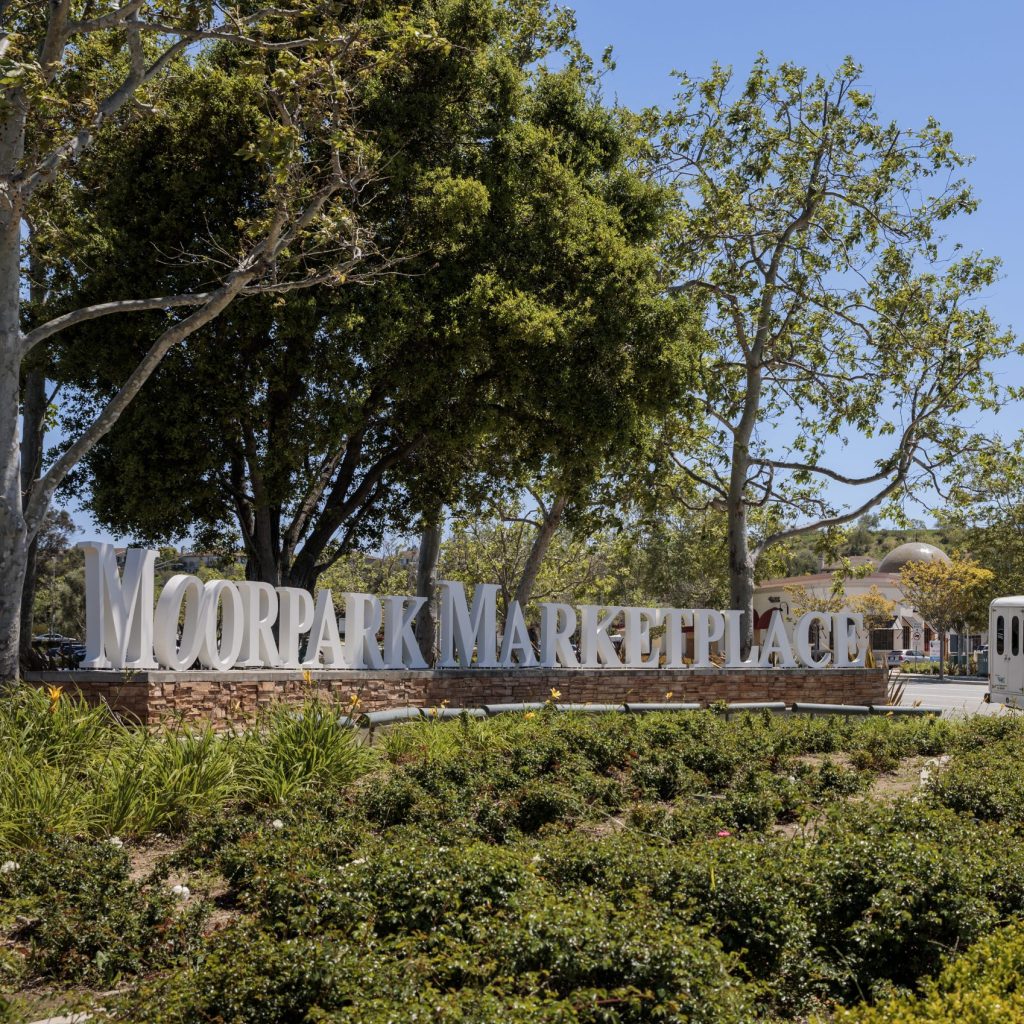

left=24, top=667, right=889, bottom=727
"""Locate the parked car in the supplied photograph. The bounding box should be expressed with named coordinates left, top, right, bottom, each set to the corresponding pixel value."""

left=887, top=648, right=927, bottom=667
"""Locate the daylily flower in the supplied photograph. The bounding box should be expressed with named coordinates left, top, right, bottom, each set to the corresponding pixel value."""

left=549, top=688, right=562, bottom=701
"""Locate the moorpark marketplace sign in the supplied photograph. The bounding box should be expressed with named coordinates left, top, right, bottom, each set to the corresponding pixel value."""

left=78, top=543, right=869, bottom=673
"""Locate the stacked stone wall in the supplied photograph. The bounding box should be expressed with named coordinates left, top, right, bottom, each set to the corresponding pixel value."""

left=25, top=667, right=888, bottom=727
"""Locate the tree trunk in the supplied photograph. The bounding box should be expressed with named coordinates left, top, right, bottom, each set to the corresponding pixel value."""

left=18, top=364, right=47, bottom=663
left=414, top=521, right=443, bottom=665
left=513, top=494, right=567, bottom=614
left=244, top=507, right=284, bottom=587
left=0, top=97, right=29, bottom=682
left=727, top=497, right=756, bottom=658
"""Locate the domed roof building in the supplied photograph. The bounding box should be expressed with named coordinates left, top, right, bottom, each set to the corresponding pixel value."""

left=753, top=540, right=966, bottom=658
left=876, top=542, right=951, bottom=575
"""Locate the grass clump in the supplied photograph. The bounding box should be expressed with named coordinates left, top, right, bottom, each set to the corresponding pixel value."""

left=0, top=686, right=375, bottom=849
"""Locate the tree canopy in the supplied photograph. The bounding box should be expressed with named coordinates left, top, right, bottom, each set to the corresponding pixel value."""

left=656, top=55, right=1017, bottom=653
left=0, top=0, right=431, bottom=675
left=54, top=0, right=691, bottom=591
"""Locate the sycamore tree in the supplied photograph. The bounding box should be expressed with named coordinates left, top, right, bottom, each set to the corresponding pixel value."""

left=0, top=1, right=427, bottom=678
left=942, top=436, right=1024, bottom=596
left=900, top=555, right=993, bottom=681
left=657, top=56, right=1017, bottom=654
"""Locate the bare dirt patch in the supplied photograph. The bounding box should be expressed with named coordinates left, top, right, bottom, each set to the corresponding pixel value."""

left=864, top=754, right=953, bottom=803
left=794, top=752, right=857, bottom=771
left=127, top=836, right=183, bottom=882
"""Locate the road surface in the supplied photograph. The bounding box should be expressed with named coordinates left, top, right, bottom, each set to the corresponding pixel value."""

left=899, top=679, right=1008, bottom=717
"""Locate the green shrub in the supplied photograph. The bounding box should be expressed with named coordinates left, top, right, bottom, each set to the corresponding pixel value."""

left=0, top=837, right=206, bottom=986
left=831, top=916, right=1024, bottom=1023
left=927, top=735, right=1024, bottom=823
left=13, top=699, right=1024, bottom=1018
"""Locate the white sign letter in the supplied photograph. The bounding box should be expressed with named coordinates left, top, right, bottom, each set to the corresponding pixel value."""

left=795, top=611, right=832, bottom=668
left=832, top=612, right=866, bottom=668
left=153, top=574, right=205, bottom=671
left=303, top=590, right=348, bottom=668
left=692, top=609, right=725, bottom=668
left=237, top=582, right=280, bottom=668
left=758, top=613, right=797, bottom=668
left=78, top=543, right=157, bottom=670
left=198, top=580, right=245, bottom=672
left=344, top=593, right=385, bottom=670
left=724, top=610, right=759, bottom=668
left=538, top=603, right=578, bottom=668
left=623, top=607, right=661, bottom=668
left=499, top=601, right=537, bottom=667
left=437, top=581, right=499, bottom=668
left=578, top=605, right=622, bottom=668
left=381, top=596, right=427, bottom=670
left=277, top=587, right=315, bottom=669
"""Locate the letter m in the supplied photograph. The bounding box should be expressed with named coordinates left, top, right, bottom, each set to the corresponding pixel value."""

left=78, top=543, right=157, bottom=670
left=437, top=581, right=499, bottom=668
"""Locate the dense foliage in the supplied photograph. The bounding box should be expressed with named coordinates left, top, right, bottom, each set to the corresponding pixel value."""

left=5, top=693, right=1024, bottom=1022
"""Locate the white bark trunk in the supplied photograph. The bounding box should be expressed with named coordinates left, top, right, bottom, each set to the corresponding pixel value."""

left=0, top=93, right=29, bottom=681
left=728, top=498, right=756, bottom=658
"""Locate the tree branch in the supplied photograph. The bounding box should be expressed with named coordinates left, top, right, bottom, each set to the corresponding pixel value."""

left=23, top=173, right=344, bottom=531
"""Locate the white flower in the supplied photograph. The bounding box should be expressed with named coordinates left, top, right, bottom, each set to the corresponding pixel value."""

left=0, top=860, right=18, bottom=874
left=272, top=819, right=284, bottom=830
left=108, top=836, right=124, bottom=848
left=171, top=884, right=191, bottom=900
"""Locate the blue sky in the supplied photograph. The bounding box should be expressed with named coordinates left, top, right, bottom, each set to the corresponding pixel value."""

left=68, top=1, right=1022, bottom=545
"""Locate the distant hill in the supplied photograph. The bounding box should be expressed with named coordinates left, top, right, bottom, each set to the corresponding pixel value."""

left=781, top=520, right=968, bottom=577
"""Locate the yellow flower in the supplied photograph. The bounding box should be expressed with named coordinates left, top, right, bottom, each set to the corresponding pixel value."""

left=524, top=711, right=536, bottom=720
left=302, top=669, right=313, bottom=687
left=348, top=693, right=361, bottom=707
left=46, top=685, right=62, bottom=712
left=664, top=691, right=674, bottom=701
left=440, top=699, right=449, bottom=709
left=549, top=688, right=562, bottom=701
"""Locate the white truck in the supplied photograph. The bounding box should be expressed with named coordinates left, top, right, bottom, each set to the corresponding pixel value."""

left=988, top=596, right=1024, bottom=707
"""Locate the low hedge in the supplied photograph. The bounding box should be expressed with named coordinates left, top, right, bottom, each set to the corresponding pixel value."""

left=831, top=917, right=1024, bottom=1023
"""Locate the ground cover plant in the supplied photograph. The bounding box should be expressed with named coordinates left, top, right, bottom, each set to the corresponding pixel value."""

left=4, top=689, right=1024, bottom=1022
